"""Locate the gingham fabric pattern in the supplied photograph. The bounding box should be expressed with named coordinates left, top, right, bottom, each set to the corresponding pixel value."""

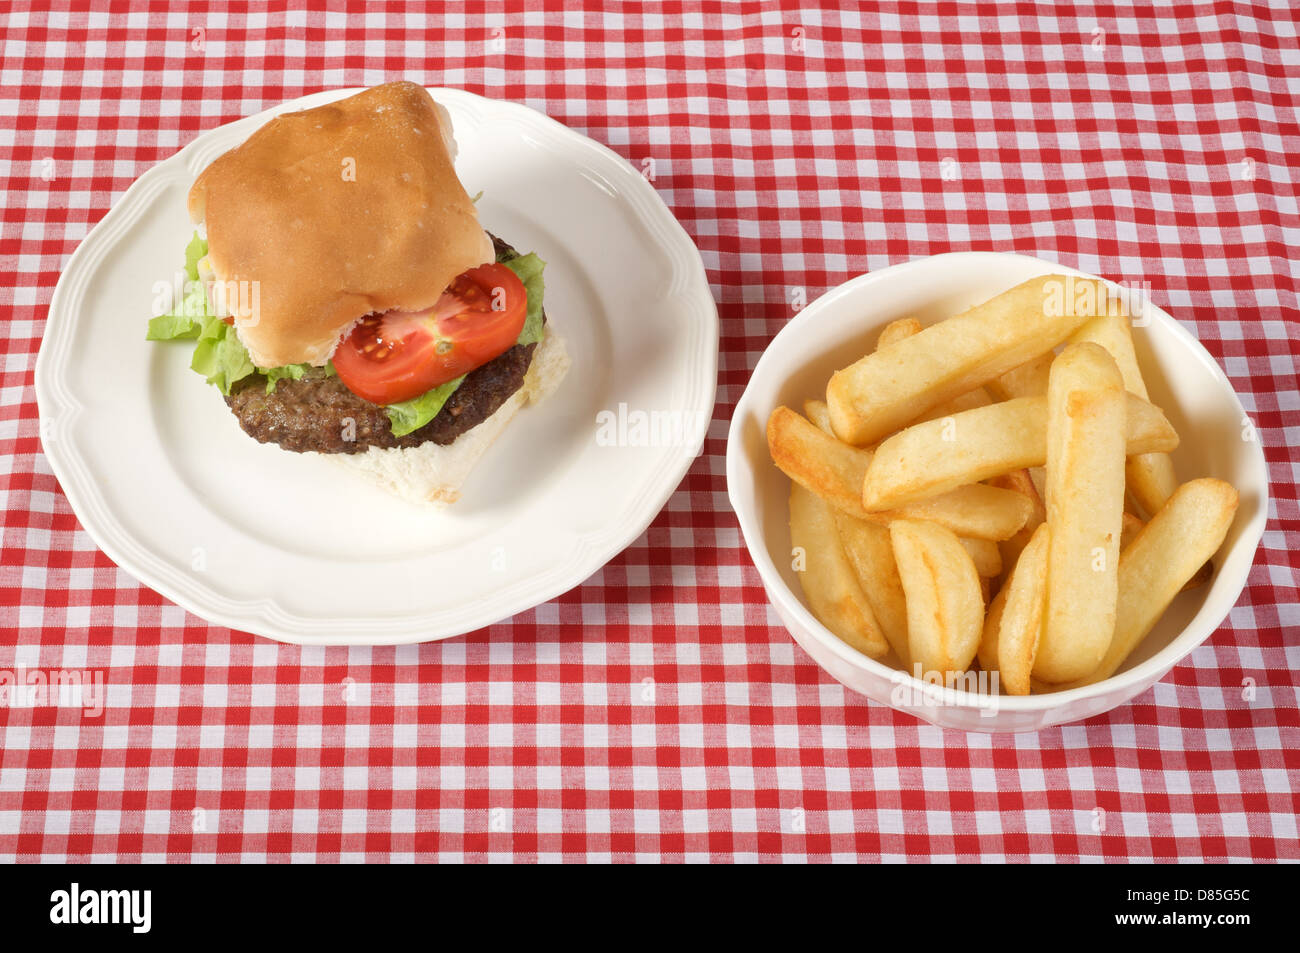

left=2, top=3, right=1298, bottom=862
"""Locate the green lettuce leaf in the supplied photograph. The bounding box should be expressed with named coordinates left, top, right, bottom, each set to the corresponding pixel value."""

left=183, top=231, right=206, bottom=282
left=146, top=232, right=211, bottom=340
left=262, top=363, right=305, bottom=393
left=190, top=313, right=256, bottom=395
left=499, top=252, right=546, bottom=347
left=261, top=362, right=337, bottom=394
left=263, top=363, right=307, bottom=391
left=384, top=375, right=466, bottom=437
left=145, top=301, right=203, bottom=341
left=166, top=232, right=257, bottom=396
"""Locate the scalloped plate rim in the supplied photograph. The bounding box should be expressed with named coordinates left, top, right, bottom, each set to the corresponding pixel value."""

left=35, top=86, right=719, bottom=645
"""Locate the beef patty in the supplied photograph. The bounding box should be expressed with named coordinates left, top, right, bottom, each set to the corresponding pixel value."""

left=224, top=235, right=542, bottom=455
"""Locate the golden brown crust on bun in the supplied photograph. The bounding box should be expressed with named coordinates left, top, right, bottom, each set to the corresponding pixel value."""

left=188, top=81, right=493, bottom=368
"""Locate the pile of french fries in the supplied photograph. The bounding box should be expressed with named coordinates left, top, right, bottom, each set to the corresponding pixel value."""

left=768, top=274, right=1239, bottom=695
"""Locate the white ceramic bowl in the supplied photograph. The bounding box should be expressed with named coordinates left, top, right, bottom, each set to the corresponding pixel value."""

left=727, top=253, right=1269, bottom=732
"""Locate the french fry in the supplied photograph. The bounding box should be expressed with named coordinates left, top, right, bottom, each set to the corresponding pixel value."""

left=800, top=401, right=910, bottom=664
left=876, top=317, right=923, bottom=351
left=986, top=351, right=1054, bottom=401
left=977, top=522, right=1050, bottom=696
left=802, top=398, right=835, bottom=434
left=827, top=275, right=1125, bottom=446
left=768, top=406, right=873, bottom=520
left=977, top=581, right=1008, bottom=676
left=878, top=484, right=1032, bottom=541
left=799, top=400, right=1034, bottom=540
left=890, top=519, right=984, bottom=677
left=993, top=467, right=1043, bottom=507
left=1027, top=466, right=1046, bottom=500
left=960, top=536, right=1002, bottom=577
left=1120, top=512, right=1213, bottom=592
left=1183, top=560, right=1214, bottom=591
left=1120, top=512, right=1145, bottom=550
left=1033, top=343, right=1128, bottom=683
left=862, top=393, right=1177, bottom=510
left=834, top=514, right=911, bottom=666
left=1037, top=478, right=1238, bottom=690
left=788, top=482, right=890, bottom=659
left=1127, top=453, right=1179, bottom=518
left=867, top=309, right=998, bottom=428
left=989, top=469, right=1046, bottom=570
left=1069, top=309, right=1179, bottom=517
left=915, top=385, right=993, bottom=425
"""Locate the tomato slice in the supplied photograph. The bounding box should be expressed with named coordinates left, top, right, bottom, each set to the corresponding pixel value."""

left=332, top=263, right=528, bottom=405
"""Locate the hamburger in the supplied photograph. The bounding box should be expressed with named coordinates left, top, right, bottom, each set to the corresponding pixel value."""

left=147, top=82, right=569, bottom=503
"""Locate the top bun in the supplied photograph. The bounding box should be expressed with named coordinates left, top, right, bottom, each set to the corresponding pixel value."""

left=188, top=82, right=494, bottom=368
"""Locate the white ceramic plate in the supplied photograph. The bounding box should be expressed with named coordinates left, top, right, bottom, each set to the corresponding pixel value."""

left=36, top=87, right=718, bottom=646
left=727, top=253, right=1268, bottom=731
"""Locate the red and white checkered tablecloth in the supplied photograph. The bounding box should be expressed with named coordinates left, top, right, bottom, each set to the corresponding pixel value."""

left=1, top=2, right=1297, bottom=863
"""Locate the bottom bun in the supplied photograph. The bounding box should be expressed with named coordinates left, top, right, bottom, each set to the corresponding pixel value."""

left=327, top=328, right=570, bottom=504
